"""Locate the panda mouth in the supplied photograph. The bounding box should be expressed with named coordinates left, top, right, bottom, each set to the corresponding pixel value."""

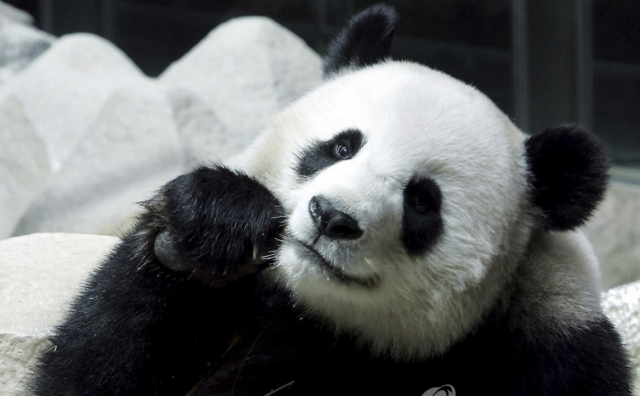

left=294, top=240, right=379, bottom=288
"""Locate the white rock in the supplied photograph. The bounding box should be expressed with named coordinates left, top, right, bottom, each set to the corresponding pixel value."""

left=0, top=19, right=54, bottom=86
left=168, top=88, right=237, bottom=168
left=3, top=18, right=324, bottom=239
left=602, top=281, right=640, bottom=395
left=0, top=33, right=144, bottom=170
left=0, top=95, right=50, bottom=239
left=0, top=233, right=119, bottom=396
left=13, top=80, right=185, bottom=237
left=585, top=181, right=640, bottom=290
left=0, top=1, right=33, bottom=25
left=160, top=17, right=322, bottom=147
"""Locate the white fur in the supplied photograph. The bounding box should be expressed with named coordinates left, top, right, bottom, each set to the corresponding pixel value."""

left=235, top=61, right=602, bottom=360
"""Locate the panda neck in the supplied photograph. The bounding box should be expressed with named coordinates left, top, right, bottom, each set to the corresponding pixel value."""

left=285, top=277, right=507, bottom=361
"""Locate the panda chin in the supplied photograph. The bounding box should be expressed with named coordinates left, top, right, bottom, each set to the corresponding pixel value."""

left=293, top=240, right=379, bottom=288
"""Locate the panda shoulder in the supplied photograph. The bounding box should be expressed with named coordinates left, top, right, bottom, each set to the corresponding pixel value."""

left=509, top=229, right=604, bottom=335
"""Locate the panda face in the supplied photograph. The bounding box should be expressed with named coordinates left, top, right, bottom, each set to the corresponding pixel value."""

left=241, top=61, right=535, bottom=358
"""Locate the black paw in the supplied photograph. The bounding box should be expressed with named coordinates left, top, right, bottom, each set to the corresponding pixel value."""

left=146, top=166, right=284, bottom=285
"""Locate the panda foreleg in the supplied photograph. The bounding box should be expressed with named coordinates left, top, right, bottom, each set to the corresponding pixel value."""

left=30, top=166, right=283, bottom=396
left=508, top=316, right=633, bottom=396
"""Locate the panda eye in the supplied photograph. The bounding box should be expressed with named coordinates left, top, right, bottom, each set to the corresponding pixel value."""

left=295, top=128, right=364, bottom=178
left=334, top=142, right=352, bottom=158
left=409, top=195, right=428, bottom=213
left=404, top=178, right=442, bottom=215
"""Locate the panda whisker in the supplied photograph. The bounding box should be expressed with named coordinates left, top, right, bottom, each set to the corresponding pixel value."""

left=230, top=327, right=269, bottom=396
left=363, top=257, right=376, bottom=271
left=263, top=380, right=295, bottom=395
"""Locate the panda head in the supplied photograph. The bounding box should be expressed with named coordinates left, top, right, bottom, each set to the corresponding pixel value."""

left=241, top=5, right=608, bottom=359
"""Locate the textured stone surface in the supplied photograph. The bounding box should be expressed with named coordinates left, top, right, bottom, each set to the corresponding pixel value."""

left=0, top=17, right=325, bottom=239
left=585, top=181, right=640, bottom=290
left=168, top=88, right=232, bottom=169
left=602, top=281, right=640, bottom=395
left=0, top=95, right=50, bottom=239
left=13, top=80, right=186, bottom=237
left=0, top=33, right=144, bottom=170
left=0, top=233, right=119, bottom=396
left=160, top=17, right=322, bottom=148
left=0, top=18, right=54, bottom=86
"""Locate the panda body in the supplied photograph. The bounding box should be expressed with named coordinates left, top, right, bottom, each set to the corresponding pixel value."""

left=31, top=5, right=632, bottom=396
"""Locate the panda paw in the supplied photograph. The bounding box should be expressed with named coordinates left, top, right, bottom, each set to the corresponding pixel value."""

left=144, top=166, right=284, bottom=286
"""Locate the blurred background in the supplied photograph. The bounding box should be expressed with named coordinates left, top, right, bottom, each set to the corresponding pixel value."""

left=5, top=0, right=640, bottom=169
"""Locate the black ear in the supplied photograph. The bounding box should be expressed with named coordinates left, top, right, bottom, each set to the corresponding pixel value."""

left=525, top=124, right=609, bottom=231
left=323, top=4, right=398, bottom=77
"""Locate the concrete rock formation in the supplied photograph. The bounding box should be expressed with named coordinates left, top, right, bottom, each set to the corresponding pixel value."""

left=13, top=79, right=186, bottom=237
left=1, top=16, right=322, bottom=239
left=585, top=181, right=640, bottom=289
left=0, top=95, right=50, bottom=239
left=0, top=1, right=33, bottom=25
left=160, top=16, right=322, bottom=146
left=0, top=2, right=54, bottom=86
left=0, top=233, right=119, bottom=396
left=0, top=34, right=144, bottom=170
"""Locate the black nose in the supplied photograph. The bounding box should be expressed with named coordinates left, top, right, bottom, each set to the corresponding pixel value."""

left=309, top=196, right=363, bottom=240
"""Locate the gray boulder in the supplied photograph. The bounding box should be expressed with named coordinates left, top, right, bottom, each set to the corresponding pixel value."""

left=585, top=181, right=640, bottom=290
left=160, top=16, right=322, bottom=148
left=13, top=79, right=186, bottom=237
left=0, top=18, right=54, bottom=86
left=0, top=1, right=33, bottom=25
left=0, top=33, right=144, bottom=170
left=169, top=88, right=233, bottom=168
left=0, top=233, right=119, bottom=396
left=602, top=280, right=640, bottom=394
left=0, top=95, right=50, bottom=239
left=5, top=18, right=324, bottom=239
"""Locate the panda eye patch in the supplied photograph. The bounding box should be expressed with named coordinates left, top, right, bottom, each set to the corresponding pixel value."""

left=296, top=129, right=364, bottom=178
left=405, top=178, right=441, bottom=215
left=402, top=177, right=444, bottom=254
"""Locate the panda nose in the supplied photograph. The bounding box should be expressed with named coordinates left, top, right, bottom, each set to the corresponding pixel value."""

left=309, top=196, right=363, bottom=240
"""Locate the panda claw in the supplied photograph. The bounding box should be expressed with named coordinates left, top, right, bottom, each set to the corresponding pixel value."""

left=253, top=244, right=259, bottom=261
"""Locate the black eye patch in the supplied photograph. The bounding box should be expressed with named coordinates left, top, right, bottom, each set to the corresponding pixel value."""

left=296, top=129, right=364, bottom=178
left=402, top=176, right=444, bottom=254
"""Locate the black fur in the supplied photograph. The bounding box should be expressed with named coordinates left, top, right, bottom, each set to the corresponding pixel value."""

left=402, top=176, right=444, bottom=254
left=30, top=166, right=283, bottom=396
left=295, top=129, right=364, bottom=178
left=323, top=4, right=398, bottom=77
left=167, top=285, right=634, bottom=396
left=526, top=124, right=609, bottom=231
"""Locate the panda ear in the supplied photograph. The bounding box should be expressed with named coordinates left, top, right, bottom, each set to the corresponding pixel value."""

left=525, top=124, right=609, bottom=231
left=323, top=4, right=398, bottom=78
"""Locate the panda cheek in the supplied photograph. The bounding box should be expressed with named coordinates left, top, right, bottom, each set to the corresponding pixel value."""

left=287, top=200, right=317, bottom=241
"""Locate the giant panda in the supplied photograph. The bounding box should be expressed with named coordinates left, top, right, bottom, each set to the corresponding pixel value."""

left=31, top=5, right=633, bottom=396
